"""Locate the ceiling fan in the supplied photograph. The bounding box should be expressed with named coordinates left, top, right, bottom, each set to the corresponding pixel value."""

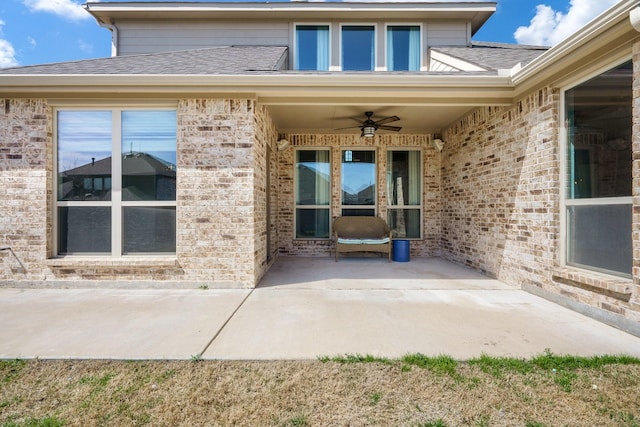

left=337, top=111, right=402, bottom=137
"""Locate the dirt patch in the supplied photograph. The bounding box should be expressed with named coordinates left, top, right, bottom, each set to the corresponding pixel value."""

left=1, top=359, right=639, bottom=426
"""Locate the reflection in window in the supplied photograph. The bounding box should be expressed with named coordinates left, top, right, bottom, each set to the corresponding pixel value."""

left=57, top=111, right=112, bottom=201
left=122, top=111, right=177, bottom=201
left=295, top=25, right=330, bottom=71
left=341, top=150, right=375, bottom=216
left=295, top=149, right=330, bottom=238
left=387, top=26, right=420, bottom=71
left=387, top=150, right=421, bottom=238
left=56, top=109, right=177, bottom=256
left=342, top=26, right=375, bottom=71
left=564, top=60, right=632, bottom=277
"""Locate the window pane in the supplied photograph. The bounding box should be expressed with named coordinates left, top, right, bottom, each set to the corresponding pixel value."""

left=567, top=204, right=632, bottom=276
left=57, top=111, right=112, bottom=201
left=296, top=208, right=330, bottom=239
left=342, top=150, right=375, bottom=205
left=341, top=209, right=375, bottom=217
left=388, top=208, right=420, bottom=238
left=342, top=26, right=374, bottom=71
left=387, top=26, right=420, bottom=71
left=58, top=207, right=111, bottom=254
left=122, top=111, right=177, bottom=201
left=296, top=150, right=330, bottom=205
left=123, top=207, right=176, bottom=253
left=565, top=61, right=632, bottom=199
left=388, top=150, right=421, bottom=206
left=296, top=25, right=329, bottom=71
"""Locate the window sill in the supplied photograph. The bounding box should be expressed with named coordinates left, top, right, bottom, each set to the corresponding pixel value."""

left=47, top=256, right=179, bottom=269
left=552, top=267, right=632, bottom=302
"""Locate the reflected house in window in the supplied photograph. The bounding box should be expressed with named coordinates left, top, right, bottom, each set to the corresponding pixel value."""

left=59, top=152, right=176, bottom=202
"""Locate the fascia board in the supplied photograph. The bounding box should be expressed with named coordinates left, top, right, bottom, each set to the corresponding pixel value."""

left=0, top=73, right=514, bottom=104
left=85, top=2, right=496, bottom=28
left=511, top=0, right=639, bottom=95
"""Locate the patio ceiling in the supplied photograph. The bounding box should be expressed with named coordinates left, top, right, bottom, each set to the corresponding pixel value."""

left=266, top=104, right=476, bottom=135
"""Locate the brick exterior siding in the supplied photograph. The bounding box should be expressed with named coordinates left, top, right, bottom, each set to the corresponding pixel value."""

left=0, top=54, right=638, bottom=325
left=0, top=98, right=278, bottom=288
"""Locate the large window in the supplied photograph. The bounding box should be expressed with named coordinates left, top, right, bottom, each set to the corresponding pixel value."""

left=56, top=109, right=177, bottom=255
left=341, top=149, right=376, bottom=216
left=295, top=149, right=331, bottom=239
left=342, top=25, right=375, bottom=71
left=564, top=61, right=632, bottom=277
left=387, top=25, right=420, bottom=71
left=295, top=25, right=330, bottom=71
left=387, top=150, right=422, bottom=238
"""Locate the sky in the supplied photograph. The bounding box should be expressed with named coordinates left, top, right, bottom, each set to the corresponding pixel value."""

left=0, top=0, right=621, bottom=69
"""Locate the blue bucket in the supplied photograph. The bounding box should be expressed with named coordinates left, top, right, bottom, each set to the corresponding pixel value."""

left=392, top=239, right=410, bottom=262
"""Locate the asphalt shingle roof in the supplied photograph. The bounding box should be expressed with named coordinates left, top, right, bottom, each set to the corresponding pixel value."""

left=0, top=46, right=289, bottom=75
left=432, top=41, right=548, bottom=71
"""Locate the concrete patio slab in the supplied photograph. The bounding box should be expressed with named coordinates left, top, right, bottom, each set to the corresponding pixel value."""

left=204, top=258, right=640, bottom=360
left=0, top=288, right=250, bottom=359
left=1, top=257, right=639, bottom=361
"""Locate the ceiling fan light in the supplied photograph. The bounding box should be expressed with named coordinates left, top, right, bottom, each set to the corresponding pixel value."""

left=362, top=126, right=376, bottom=137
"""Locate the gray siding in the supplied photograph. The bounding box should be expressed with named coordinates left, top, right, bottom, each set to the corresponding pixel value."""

left=426, top=21, right=469, bottom=47
left=116, top=20, right=290, bottom=55
left=114, top=19, right=471, bottom=59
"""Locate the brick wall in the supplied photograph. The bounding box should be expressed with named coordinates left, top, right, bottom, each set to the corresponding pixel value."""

left=277, top=134, right=441, bottom=257
left=0, top=98, right=277, bottom=288
left=0, top=99, right=51, bottom=280
left=442, top=80, right=639, bottom=324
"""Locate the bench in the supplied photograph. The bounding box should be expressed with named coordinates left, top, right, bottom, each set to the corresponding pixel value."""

left=333, top=216, right=392, bottom=262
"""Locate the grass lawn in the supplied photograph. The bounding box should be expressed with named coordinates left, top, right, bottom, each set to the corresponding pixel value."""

left=1, top=352, right=639, bottom=426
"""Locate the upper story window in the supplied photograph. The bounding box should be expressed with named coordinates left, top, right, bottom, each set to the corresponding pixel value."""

left=295, top=25, right=330, bottom=71
left=387, top=25, right=420, bottom=71
left=342, top=25, right=375, bottom=71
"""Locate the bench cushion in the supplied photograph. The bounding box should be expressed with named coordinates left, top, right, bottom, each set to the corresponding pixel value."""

left=337, top=237, right=391, bottom=245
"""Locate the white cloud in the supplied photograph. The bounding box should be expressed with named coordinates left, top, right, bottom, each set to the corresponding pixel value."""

left=514, top=0, right=619, bottom=46
left=0, top=20, right=18, bottom=68
left=22, top=0, right=90, bottom=21
left=0, top=39, right=18, bottom=68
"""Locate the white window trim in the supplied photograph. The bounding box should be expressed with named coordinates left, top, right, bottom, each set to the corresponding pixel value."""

left=383, top=23, right=424, bottom=72
left=386, top=148, right=423, bottom=240
left=339, top=23, right=378, bottom=72
left=53, top=106, right=178, bottom=257
left=559, top=56, right=632, bottom=275
left=340, top=147, right=378, bottom=216
left=292, top=22, right=332, bottom=71
left=293, top=147, right=332, bottom=240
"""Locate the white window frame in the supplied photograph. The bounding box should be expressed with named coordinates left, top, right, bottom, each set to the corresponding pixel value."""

left=559, top=58, right=633, bottom=277
left=339, top=23, right=377, bottom=72
left=53, top=105, right=178, bottom=257
left=386, top=148, right=423, bottom=239
left=384, top=23, right=423, bottom=72
left=293, top=147, right=332, bottom=240
left=293, top=22, right=332, bottom=71
left=340, top=148, right=377, bottom=216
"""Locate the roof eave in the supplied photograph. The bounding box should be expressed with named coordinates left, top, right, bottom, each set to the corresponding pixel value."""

left=0, top=73, right=514, bottom=105
left=84, top=1, right=496, bottom=33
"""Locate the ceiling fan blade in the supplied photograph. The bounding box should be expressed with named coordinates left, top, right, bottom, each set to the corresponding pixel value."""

left=373, top=115, right=400, bottom=125
left=377, top=125, right=402, bottom=132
